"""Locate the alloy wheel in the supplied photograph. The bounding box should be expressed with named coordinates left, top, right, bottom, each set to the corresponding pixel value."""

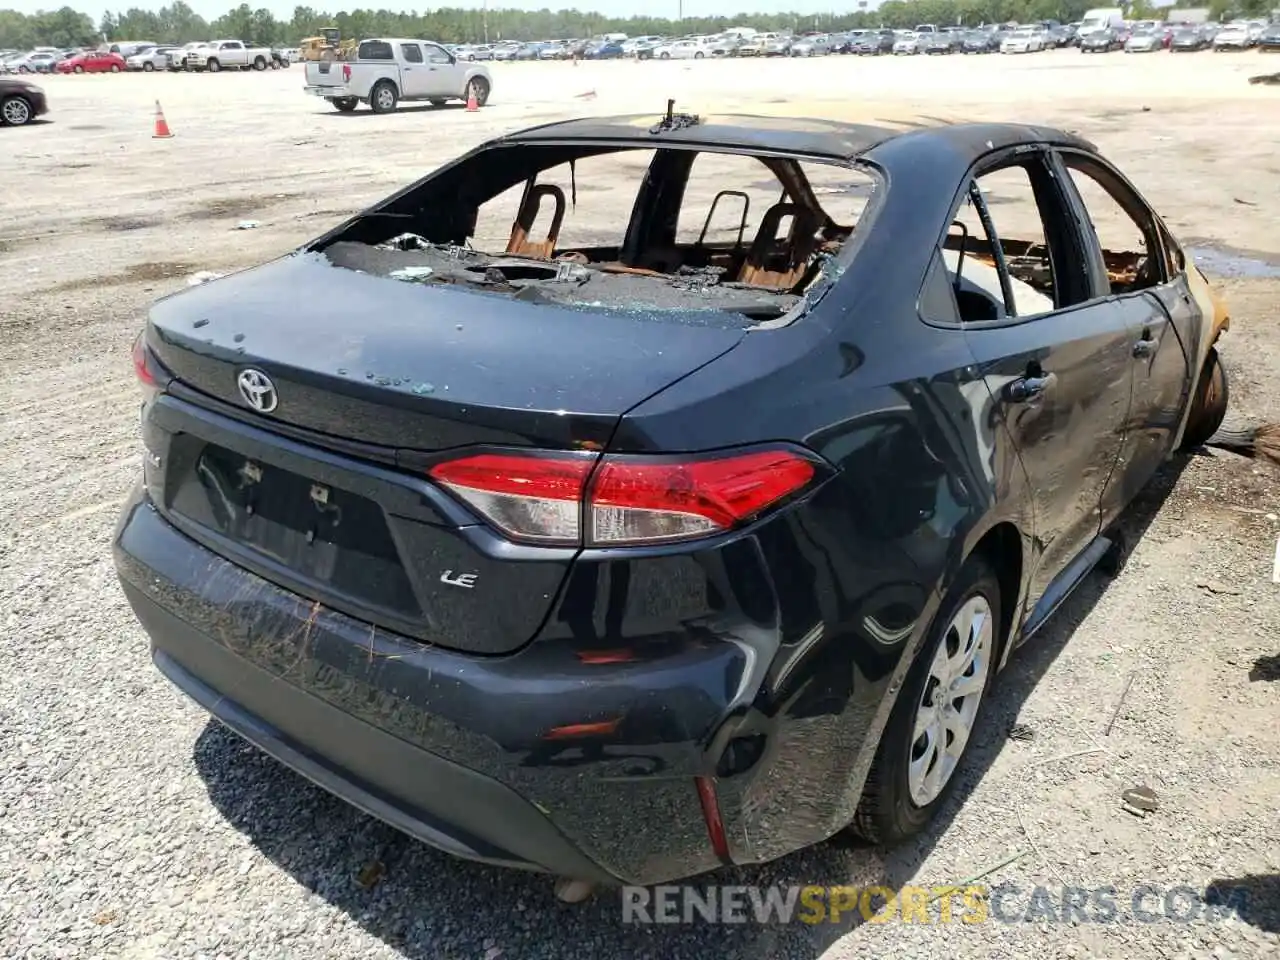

left=908, top=594, right=993, bottom=806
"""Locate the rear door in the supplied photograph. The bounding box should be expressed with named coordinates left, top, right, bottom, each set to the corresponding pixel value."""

left=1052, top=149, right=1194, bottom=514
left=949, top=147, right=1137, bottom=608
left=397, top=41, right=429, bottom=96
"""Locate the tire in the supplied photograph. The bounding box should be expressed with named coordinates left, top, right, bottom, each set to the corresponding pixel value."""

left=694, top=51, right=704, bottom=59
left=330, top=96, right=358, bottom=112
left=1, top=95, right=33, bottom=126
left=659, top=52, right=670, bottom=59
left=207, top=58, right=221, bottom=72
left=1181, top=346, right=1229, bottom=449
left=369, top=80, right=398, bottom=114
left=74, top=65, right=84, bottom=73
left=253, top=56, right=266, bottom=70
left=467, top=75, right=490, bottom=106
left=850, top=555, right=1001, bottom=844
left=110, top=64, right=120, bottom=73
left=143, top=61, right=154, bottom=71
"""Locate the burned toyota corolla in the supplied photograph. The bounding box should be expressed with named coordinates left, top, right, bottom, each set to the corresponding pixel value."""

left=115, top=109, right=1231, bottom=895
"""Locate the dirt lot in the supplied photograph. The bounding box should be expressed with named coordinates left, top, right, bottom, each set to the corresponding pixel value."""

left=2, top=52, right=1279, bottom=959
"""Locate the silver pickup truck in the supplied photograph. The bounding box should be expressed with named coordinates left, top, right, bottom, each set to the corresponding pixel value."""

left=303, top=38, right=493, bottom=114
left=183, top=39, right=273, bottom=72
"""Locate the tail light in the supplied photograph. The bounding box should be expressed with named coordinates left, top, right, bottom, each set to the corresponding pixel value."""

left=132, top=332, right=158, bottom=389
left=427, top=445, right=823, bottom=547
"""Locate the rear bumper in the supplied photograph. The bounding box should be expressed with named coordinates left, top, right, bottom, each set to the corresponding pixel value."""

left=113, top=486, right=767, bottom=885
left=305, top=84, right=352, bottom=98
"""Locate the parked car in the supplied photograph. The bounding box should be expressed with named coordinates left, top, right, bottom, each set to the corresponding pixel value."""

left=789, top=35, right=832, bottom=57
left=856, top=30, right=897, bottom=55
left=963, top=29, right=1001, bottom=53
left=1001, top=26, right=1047, bottom=53
left=735, top=34, right=769, bottom=56
left=117, top=109, right=1232, bottom=897
left=1080, top=27, right=1124, bottom=52
left=57, top=51, right=126, bottom=73
left=922, top=31, right=962, bottom=54
left=762, top=34, right=793, bottom=56
left=707, top=35, right=742, bottom=57
left=492, top=43, right=520, bottom=61
left=1170, top=26, right=1211, bottom=52
left=583, top=41, right=625, bottom=59
left=1124, top=27, right=1164, bottom=52
left=0, top=75, right=47, bottom=125
left=654, top=38, right=712, bottom=59
left=303, top=38, right=492, bottom=113
left=537, top=42, right=568, bottom=60
left=184, top=40, right=272, bottom=71
left=126, top=45, right=182, bottom=71
left=6, top=51, right=60, bottom=73
left=893, top=32, right=922, bottom=55
left=1261, top=24, right=1280, bottom=52
left=1212, top=22, right=1255, bottom=50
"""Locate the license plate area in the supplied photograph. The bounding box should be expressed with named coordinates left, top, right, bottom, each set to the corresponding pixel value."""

left=168, top=440, right=421, bottom=618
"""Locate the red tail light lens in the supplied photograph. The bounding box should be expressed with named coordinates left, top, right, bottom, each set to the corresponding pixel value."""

left=589, top=450, right=816, bottom=545
left=132, top=333, right=158, bottom=388
left=428, top=447, right=820, bottom=547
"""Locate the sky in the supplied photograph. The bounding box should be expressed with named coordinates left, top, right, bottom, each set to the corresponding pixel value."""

left=10, top=1, right=880, bottom=24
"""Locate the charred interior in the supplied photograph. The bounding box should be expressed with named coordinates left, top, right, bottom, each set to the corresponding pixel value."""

left=310, top=138, right=878, bottom=320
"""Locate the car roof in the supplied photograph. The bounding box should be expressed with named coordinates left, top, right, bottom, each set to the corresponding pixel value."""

left=493, top=113, right=1095, bottom=165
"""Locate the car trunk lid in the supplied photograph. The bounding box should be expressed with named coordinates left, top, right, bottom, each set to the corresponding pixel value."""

left=142, top=251, right=746, bottom=655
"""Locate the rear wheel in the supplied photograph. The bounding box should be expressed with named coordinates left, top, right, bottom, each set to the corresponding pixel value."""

left=74, top=65, right=84, bottom=74
left=207, top=58, right=221, bottom=72
left=330, top=97, right=358, bottom=112
left=1181, top=346, right=1230, bottom=449
left=369, top=80, right=398, bottom=114
left=850, top=556, right=1000, bottom=844
left=253, top=56, right=266, bottom=70
left=110, top=64, right=121, bottom=73
left=143, top=61, right=154, bottom=71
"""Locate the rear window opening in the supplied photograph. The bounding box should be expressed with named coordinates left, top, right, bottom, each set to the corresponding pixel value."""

left=313, top=143, right=880, bottom=323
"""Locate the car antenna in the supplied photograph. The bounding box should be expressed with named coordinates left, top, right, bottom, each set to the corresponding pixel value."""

left=650, top=98, right=700, bottom=135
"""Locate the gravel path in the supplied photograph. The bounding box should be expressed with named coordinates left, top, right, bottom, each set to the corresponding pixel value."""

left=2, top=57, right=1278, bottom=959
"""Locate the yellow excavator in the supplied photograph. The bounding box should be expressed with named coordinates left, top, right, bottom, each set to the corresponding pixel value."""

left=299, top=27, right=357, bottom=61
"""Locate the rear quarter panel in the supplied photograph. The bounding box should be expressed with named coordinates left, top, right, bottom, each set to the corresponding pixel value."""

left=612, top=203, right=1036, bottom=860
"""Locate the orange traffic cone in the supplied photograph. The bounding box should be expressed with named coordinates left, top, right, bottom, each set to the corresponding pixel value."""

left=466, top=90, right=478, bottom=112
left=152, top=100, right=174, bottom=139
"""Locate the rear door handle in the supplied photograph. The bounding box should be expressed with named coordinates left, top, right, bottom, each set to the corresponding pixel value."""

left=1005, top=372, right=1057, bottom=403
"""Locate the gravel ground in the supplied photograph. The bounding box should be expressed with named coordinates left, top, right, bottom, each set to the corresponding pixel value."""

left=2, top=53, right=1279, bottom=959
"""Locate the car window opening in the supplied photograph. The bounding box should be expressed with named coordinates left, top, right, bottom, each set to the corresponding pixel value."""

left=312, top=144, right=879, bottom=323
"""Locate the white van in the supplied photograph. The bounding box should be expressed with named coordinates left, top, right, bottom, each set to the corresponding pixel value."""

left=1078, top=8, right=1125, bottom=34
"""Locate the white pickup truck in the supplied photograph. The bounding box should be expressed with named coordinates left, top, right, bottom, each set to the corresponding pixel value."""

left=184, top=39, right=272, bottom=72
left=302, top=38, right=493, bottom=114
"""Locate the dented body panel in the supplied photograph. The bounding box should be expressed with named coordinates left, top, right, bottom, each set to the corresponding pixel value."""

left=116, top=114, right=1215, bottom=886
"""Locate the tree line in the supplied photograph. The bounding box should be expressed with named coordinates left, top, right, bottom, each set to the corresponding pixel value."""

left=1, top=0, right=1270, bottom=51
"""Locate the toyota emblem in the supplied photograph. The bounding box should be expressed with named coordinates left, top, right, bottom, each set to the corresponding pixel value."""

left=237, top=368, right=278, bottom=413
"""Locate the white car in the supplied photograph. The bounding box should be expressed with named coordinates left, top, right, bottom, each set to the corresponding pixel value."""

left=654, top=38, right=711, bottom=59
left=1212, top=23, right=1254, bottom=49
left=893, top=33, right=921, bottom=54
left=1001, top=27, right=1046, bottom=53
left=126, top=45, right=182, bottom=71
